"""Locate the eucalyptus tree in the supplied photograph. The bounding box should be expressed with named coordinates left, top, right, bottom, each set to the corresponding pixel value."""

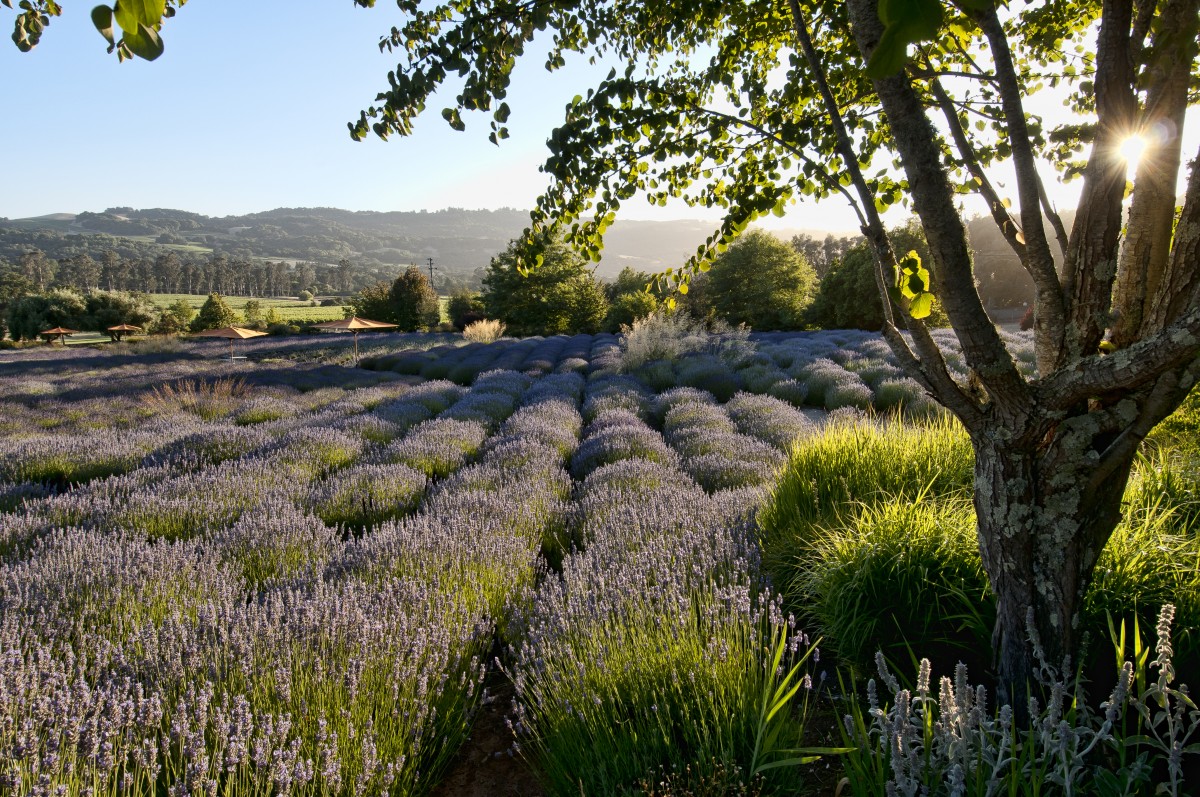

left=343, top=0, right=1200, bottom=701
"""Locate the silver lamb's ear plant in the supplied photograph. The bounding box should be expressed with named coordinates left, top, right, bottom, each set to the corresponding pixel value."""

left=841, top=603, right=1197, bottom=796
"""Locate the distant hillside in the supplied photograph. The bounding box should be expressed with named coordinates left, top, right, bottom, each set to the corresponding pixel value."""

left=3, top=206, right=762, bottom=280
left=1, top=205, right=1044, bottom=309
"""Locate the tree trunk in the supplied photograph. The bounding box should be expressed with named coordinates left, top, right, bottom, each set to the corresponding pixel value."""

left=971, top=414, right=1136, bottom=712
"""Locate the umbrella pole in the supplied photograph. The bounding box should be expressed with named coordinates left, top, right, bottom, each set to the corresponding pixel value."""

left=229, top=339, right=234, bottom=361
left=354, top=331, right=360, bottom=364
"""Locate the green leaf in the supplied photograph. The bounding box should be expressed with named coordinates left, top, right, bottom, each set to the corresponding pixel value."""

left=91, top=5, right=115, bottom=47
left=441, top=107, right=465, bottom=131
left=113, top=0, right=165, bottom=37
left=909, top=292, right=933, bottom=319
left=122, top=22, right=162, bottom=60
left=868, top=0, right=944, bottom=78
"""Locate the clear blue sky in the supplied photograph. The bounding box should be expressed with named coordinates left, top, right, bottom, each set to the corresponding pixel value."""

left=0, top=0, right=868, bottom=232
left=3, top=3, right=1194, bottom=234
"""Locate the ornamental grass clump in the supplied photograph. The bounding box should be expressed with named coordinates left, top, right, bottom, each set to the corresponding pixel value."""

left=1124, top=448, right=1200, bottom=537
left=839, top=604, right=1199, bottom=797
left=797, top=496, right=992, bottom=675
left=307, top=462, right=427, bottom=532
left=873, top=376, right=940, bottom=418
left=141, top=376, right=251, bottom=420
left=463, top=318, right=506, bottom=343
left=761, top=414, right=973, bottom=548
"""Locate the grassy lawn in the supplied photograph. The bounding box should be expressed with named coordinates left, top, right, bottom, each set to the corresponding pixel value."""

left=148, top=294, right=351, bottom=323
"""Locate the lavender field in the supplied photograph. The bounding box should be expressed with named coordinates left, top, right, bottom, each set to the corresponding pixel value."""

left=15, top=325, right=1186, bottom=797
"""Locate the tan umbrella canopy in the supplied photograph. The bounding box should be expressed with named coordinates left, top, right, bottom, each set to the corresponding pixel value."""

left=193, top=326, right=268, bottom=360
left=311, top=316, right=399, bottom=363
left=106, top=323, right=143, bottom=342
left=39, top=326, right=79, bottom=346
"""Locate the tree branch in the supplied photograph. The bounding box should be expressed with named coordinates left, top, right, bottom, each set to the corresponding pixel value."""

left=1035, top=170, right=1070, bottom=261
left=1087, top=362, right=1199, bottom=496
left=845, top=0, right=1030, bottom=417
left=789, top=0, right=984, bottom=426
left=974, top=7, right=1067, bottom=377
left=928, top=77, right=1027, bottom=262
left=1038, top=304, right=1200, bottom=409
left=688, top=104, right=870, bottom=228
left=1060, top=0, right=1139, bottom=364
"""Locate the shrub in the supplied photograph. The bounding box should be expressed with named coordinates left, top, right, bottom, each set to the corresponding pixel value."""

left=188, top=293, right=238, bottom=332
left=619, top=310, right=752, bottom=371
left=675, top=355, right=741, bottom=402
left=307, top=463, right=427, bottom=531
left=706, top=229, right=817, bottom=330
left=824, top=379, right=875, bottom=411
left=570, top=417, right=678, bottom=480
left=483, top=232, right=609, bottom=336
left=463, top=318, right=506, bottom=343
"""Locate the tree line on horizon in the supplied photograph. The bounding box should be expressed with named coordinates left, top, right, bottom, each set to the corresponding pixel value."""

left=0, top=220, right=1025, bottom=343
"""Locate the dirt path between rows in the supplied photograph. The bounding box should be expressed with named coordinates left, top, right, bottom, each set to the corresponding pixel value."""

left=431, top=678, right=546, bottom=797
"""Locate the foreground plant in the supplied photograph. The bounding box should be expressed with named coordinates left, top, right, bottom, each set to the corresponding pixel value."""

left=839, top=603, right=1199, bottom=796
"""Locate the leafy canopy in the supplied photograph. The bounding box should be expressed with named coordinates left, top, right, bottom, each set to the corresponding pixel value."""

left=4, top=0, right=186, bottom=60
left=483, top=233, right=608, bottom=336
left=704, top=229, right=817, bottom=331
left=345, top=0, right=1098, bottom=311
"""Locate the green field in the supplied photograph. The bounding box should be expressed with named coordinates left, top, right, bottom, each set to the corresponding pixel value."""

left=148, top=294, right=351, bottom=323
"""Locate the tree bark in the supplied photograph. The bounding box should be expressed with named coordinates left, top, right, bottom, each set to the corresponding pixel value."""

left=972, top=412, right=1136, bottom=710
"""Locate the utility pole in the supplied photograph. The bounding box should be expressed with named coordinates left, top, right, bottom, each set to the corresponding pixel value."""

left=426, top=256, right=439, bottom=290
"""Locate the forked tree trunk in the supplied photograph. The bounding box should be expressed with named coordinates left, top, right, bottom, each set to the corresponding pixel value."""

left=796, top=0, right=1200, bottom=712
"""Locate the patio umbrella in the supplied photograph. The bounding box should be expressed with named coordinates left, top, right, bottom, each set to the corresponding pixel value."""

left=39, top=326, right=79, bottom=346
left=311, top=316, right=399, bottom=364
left=106, top=323, right=143, bottom=342
left=192, top=326, right=268, bottom=360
